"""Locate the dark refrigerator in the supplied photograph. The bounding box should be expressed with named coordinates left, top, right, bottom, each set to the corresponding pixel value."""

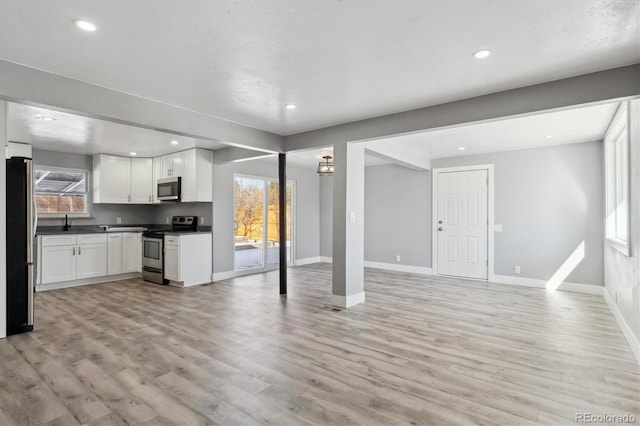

left=6, top=156, right=35, bottom=335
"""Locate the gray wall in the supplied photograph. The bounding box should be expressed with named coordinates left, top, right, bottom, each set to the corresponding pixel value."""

left=364, top=164, right=431, bottom=267
left=319, top=176, right=333, bottom=257
left=212, top=158, right=320, bottom=274
left=32, top=149, right=156, bottom=226
left=604, top=99, right=640, bottom=345
left=432, top=141, right=604, bottom=286
left=151, top=203, right=213, bottom=227
left=320, top=142, right=604, bottom=286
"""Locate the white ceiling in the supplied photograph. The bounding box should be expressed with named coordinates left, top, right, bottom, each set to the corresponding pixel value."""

left=0, top=1, right=637, bottom=135
left=7, top=103, right=228, bottom=157
left=374, top=102, right=620, bottom=160
left=288, top=102, right=619, bottom=169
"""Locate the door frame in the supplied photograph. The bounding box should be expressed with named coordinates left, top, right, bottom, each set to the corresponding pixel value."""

left=431, top=164, right=495, bottom=281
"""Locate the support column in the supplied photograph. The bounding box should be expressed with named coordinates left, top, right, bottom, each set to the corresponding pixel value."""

left=278, top=153, right=287, bottom=295
left=331, top=142, right=365, bottom=308
left=0, top=101, right=7, bottom=338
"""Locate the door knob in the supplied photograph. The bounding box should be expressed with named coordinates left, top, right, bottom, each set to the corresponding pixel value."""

left=438, top=227, right=443, bottom=231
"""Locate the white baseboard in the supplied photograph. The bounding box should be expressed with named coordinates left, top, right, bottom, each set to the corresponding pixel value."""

left=319, top=256, right=333, bottom=263
left=36, top=272, right=141, bottom=292
left=331, top=291, right=365, bottom=308
left=295, top=257, right=322, bottom=266
left=604, top=288, right=640, bottom=365
left=212, top=271, right=236, bottom=282
left=364, top=261, right=432, bottom=276
left=492, top=274, right=603, bottom=295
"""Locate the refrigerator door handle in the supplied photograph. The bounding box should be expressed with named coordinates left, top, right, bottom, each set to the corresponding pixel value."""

left=25, top=159, right=34, bottom=264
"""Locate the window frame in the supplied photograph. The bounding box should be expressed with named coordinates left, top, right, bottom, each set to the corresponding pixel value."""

left=604, top=102, right=631, bottom=256
left=34, top=165, right=92, bottom=219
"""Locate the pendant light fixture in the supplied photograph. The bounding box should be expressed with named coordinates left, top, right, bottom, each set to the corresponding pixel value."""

left=317, top=155, right=334, bottom=176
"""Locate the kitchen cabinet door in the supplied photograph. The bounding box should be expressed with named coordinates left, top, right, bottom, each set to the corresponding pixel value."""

left=181, top=149, right=213, bottom=202
left=76, top=243, right=107, bottom=279
left=160, top=155, right=173, bottom=178
left=160, top=153, right=182, bottom=178
left=130, top=158, right=153, bottom=204
left=164, top=245, right=179, bottom=281
left=122, top=233, right=141, bottom=273
left=170, top=153, right=183, bottom=177
left=152, top=157, right=161, bottom=203
left=41, top=245, right=76, bottom=284
left=107, top=234, right=123, bottom=275
left=93, top=154, right=131, bottom=203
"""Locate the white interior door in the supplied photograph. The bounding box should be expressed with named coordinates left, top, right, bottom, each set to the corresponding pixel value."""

left=436, top=169, right=488, bottom=279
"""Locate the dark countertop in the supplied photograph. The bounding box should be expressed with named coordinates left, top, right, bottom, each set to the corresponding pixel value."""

left=164, top=231, right=213, bottom=235
left=36, top=224, right=211, bottom=236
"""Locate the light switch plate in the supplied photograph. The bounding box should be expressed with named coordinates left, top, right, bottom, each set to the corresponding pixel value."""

left=493, top=224, right=503, bottom=232
left=116, top=217, right=122, bottom=224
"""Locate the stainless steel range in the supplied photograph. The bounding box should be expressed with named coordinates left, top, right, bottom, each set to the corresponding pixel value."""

left=142, top=216, right=198, bottom=284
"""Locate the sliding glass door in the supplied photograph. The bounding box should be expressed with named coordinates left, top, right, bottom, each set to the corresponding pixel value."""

left=234, top=175, right=294, bottom=272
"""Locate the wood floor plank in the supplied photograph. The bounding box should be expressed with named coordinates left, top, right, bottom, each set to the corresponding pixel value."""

left=0, top=264, right=637, bottom=425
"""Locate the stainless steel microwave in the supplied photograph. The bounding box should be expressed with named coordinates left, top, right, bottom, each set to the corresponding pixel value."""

left=157, top=177, right=181, bottom=201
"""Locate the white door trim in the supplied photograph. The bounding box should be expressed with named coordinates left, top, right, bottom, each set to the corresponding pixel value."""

left=431, top=164, right=495, bottom=281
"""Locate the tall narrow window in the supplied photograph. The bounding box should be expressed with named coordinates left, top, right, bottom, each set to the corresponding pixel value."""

left=35, top=167, right=91, bottom=218
left=604, top=102, right=630, bottom=255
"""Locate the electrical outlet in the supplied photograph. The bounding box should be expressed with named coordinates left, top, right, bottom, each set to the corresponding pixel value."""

left=116, top=217, right=122, bottom=224
left=395, top=255, right=401, bottom=262
left=514, top=265, right=521, bottom=274
left=349, top=211, right=356, bottom=222
left=200, top=216, right=205, bottom=225
left=166, top=217, right=170, bottom=224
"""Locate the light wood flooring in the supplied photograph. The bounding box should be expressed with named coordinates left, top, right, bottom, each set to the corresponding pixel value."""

left=1, top=263, right=638, bottom=425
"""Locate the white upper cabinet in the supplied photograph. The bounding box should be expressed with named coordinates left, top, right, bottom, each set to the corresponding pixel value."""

left=152, top=157, right=161, bottom=203
left=181, top=148, right=213, bottom=202
left=93, top=155, right=131, bottom=203
left=95, top=149, right=212, bottom=204
left=130, top=158, right=153, bottom=204
left=160, top=152, right=182, bottom=178
left=94, top=154, right=153, bottom=204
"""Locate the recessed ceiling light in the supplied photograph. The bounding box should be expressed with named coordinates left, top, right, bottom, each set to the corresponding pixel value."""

left=473, top=49, right=491, bottom=59
left=285, top=104, right=297, bottom=110
left=74, top=20, right=97, bottom=32
left=544, top=135, right=553, bottom=139
left=458, top=147, right=466, bottom=151
left=170, top=140, right=179, bottom=145
left=35, top=115, right=56, bottom=121
left=130, top=152, right=137, bottom=156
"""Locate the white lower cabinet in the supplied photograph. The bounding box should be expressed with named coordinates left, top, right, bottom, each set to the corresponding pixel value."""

left=41, top=234, right=108, bottom=284
left=41, top=245, right=76, bottom=284
left=123, top=232, right=142, bottom=273
left=40, top=232, right=141, bottom=288
left=164, top=243, right=180, bottom=282
left=108, top=232, right=142, bottom=275
left=76, top=243, right=108, bottom=279
left=107, top=234, right=123, bottom=275
left=163, top=233, right=212, bottom=287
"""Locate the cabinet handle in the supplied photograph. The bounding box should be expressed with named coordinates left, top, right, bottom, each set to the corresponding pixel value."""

left=78, top=246, right=81, bottom=255
left=149, top=195, right=152, bottom=202
left=128, top=194, right=131, bottom=202
left=72, top=247, right=75, bottom=256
